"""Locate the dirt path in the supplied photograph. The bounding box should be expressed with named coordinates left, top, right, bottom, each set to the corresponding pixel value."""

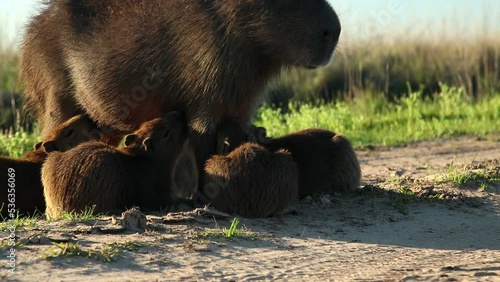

left=1, top=137, right=499, bottom=281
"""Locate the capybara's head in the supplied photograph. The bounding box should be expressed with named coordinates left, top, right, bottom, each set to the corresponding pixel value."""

left=39, top=114, right=100, bottom=153
left=124, top=111, right=188, bottom=157
left=231, top=0, right=341, bottom=68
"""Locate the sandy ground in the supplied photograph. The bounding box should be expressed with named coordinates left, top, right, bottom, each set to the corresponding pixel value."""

left=1, top=136, right=499, bottom=281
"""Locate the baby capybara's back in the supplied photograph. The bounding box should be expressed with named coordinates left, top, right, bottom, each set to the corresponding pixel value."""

left=204, top=143, right=299, bottom=218
left=264, top=129, right=361, bottom=198
left=42, top=142, right=130, bottom=217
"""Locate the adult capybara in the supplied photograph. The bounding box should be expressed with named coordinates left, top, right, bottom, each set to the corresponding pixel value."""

left=263, top=129, right=361, bottom=198
left=42, top=112, right=188, bottom=219
left=0, top=114, right=99, bottom=217
left=203, top=121, right=299, bottom=218
left=20, top=0, right=341, bottom=185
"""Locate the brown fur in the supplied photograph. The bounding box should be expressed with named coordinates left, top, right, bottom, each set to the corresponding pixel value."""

left=172, top=139, right=199, bottom=200
left=42, top=112, right=188, bottom=219
left=213, top=121, right=361, bottom=198
left=204, top=143, right=298, bottom=218
left=20, top=0, right=341, bottom=187
left=263, top=129, right=361, bottom=198
left=0, top=114, right=100, bottom=217
left=202, top=120, right=299, bottom=217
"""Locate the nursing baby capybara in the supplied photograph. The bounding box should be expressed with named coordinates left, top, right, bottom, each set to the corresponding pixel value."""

left=42, top=112, right=188, bottom=219
left=20, top=0, right=341, bottom=186
left=263, top=129, right=361, bottom=198
left=0, top=114, right=99, bottom=217
left=203, top=120, right=299, bottom=218
left=213, top=120, right=361, bottom=198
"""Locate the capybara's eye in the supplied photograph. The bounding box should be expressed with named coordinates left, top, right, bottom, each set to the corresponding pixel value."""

left=163, top=130, right=171, bottom=139
left=64, top=128, right=74, bottom=138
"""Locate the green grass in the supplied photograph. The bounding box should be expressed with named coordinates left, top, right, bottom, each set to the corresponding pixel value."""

left=437, top=160, right=499, bottom=190
left=42, top=242, right=86, bottom=259
left=56, top=205, right=103, bottom=222
left=256, top=85, right=500, bottom=148
left=201, top=218, right=257, bottom=239
left=42, top=241, right=124, bottom=262
left=0, top=130, right=39, bottom=158
left=0, top=211, right=42, bottom=231
left=441, top=161, right=476, bottom=185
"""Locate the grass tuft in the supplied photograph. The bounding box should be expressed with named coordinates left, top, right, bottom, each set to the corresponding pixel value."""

left=0, top=211, right=41, bottom=231
left=201, top=218, right=257, bottom=240
left=55, top=205, right=103, bottom=222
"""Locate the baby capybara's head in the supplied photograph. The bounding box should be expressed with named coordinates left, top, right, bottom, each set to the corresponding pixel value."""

left=124, top=111, right=188, bottom=156
left=231, top=0, right=341, bottom=68
left=38, top=114, right=100, bottom=153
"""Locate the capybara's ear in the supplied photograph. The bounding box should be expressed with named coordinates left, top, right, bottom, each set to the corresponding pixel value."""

left=216, top=136, right=231, bottom=156
left=222, top=139, right=231, bottom=155
left=42, top=141, right=57, bottom=153
left=124, top=134, right=138, bottom=147
left=142, top=137, right=154, bottom=152
left=34, top=142, right=43, bottom=150
left=254, top=126, right=270, bottom=144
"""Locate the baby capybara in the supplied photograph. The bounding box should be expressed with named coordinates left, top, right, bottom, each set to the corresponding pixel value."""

left=214, top=120, right=361, bottom=198
left=20, top=0, right=341, bottom=187
left=263, top=129, right=361, bottom=198
left=42, top=112, right=188, bottom=219
left=0, top=114, right=99, bottom=217
left=203, top=120, right=299, bottom=218
left=204, top=143, right=299, bottom=218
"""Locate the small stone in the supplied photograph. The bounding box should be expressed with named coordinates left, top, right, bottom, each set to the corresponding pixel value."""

left=393, top=169, right=405, bottom=177
left=111, top=215, right=119, bottom=225
left=121, top=207, right=147, bottom=232
left=320, top=197, right=331, bottom=205
left=90, top=226, right=102, bottom=234
left=29, top=236, right=40, bottom=244
left=39, top=237, right=52, bottom=245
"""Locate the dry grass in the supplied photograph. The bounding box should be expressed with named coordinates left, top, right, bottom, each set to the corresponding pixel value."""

left=272, top=35, right=500, bottom=103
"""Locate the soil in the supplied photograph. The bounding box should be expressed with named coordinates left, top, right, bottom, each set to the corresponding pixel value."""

left=1, top=136, right=499, bottom=281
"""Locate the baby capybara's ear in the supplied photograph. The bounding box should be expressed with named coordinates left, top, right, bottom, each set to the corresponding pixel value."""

left=142, top=137, right=154, bottom=152
left=221, top=138, right=231, bottom=155
left=124, top=134, right=138, bottom=147
left=41, top=141, right=57, bottom=153
left=34, top=142, right=43, bottom=150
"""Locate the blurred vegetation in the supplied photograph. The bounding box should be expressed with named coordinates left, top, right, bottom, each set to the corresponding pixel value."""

left=256, top=85, right=500, bottom=148
left=0, top=48, right=24, bottom=132
left=0, top=130, right=39, bottom=158
left=268, top=36, right=499, bottom=105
